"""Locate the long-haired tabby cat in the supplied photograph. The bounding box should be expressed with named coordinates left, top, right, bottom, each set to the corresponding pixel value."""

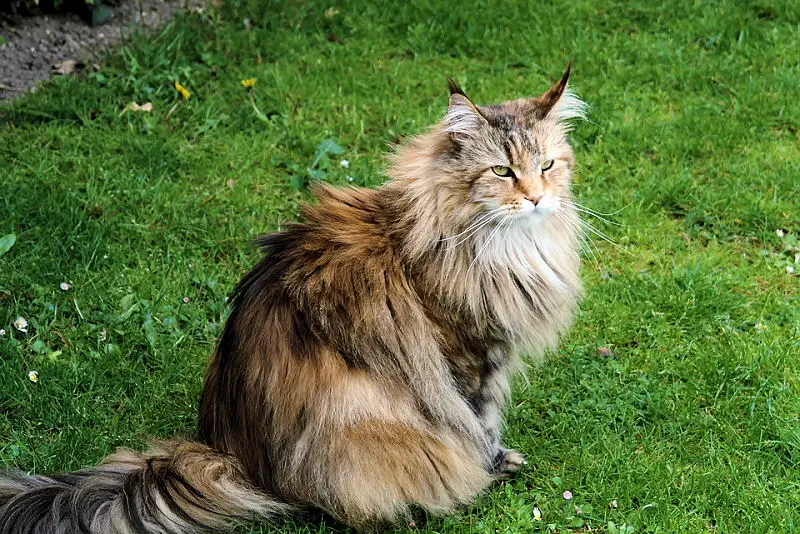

left=0, top=65, right=586, bottom=533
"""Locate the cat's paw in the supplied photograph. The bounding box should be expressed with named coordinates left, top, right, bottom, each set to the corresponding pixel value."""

left=492, top=448, right=526, bottom=479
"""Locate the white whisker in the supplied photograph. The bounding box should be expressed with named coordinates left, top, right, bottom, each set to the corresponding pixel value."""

left=448, top=211, right=504, bottom=248
left=569, top=200, right=633, bottom=218
left=562, top=215, right=602, bottom=269
left=467, top=215, right=510, bottom=275
left=553, top=210, right=602, bottom=271
left=578, top=219, right=632, bottom=255
left=440, top=210, right=500, bottom=243
left=562, top=201, right=623, bottom=227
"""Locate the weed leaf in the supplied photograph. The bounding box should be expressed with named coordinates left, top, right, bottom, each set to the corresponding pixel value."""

left=0, top=234, right=15, bottom=256
left=315, top=139, right=345, bottom=157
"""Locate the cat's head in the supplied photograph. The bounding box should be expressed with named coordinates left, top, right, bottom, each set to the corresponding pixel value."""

left=432, top=65, right=586, bottom=226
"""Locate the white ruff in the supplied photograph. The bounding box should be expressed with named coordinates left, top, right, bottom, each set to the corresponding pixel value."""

left=476, top=216, right=573, bottom=294
left=459, top=211, right=580, bottom=354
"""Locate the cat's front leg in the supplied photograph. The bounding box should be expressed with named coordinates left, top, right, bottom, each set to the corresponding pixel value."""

left=471, top=349, right=526, bottom=476
left=491, top=448, right=526, bottom=478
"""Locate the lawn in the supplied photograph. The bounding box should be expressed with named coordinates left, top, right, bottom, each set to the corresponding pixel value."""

left=1, top=0, right=799, bottom=532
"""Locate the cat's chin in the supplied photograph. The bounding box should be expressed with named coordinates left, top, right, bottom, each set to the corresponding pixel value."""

left=514, top=205, right=559, bottom=228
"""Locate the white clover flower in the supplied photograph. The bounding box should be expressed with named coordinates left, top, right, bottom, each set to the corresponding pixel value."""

left=28, top=370, right=39, bottom=383
left=0, top=329, right=6, bottom=336
left=533, top=506, right=542, bottom=521
left=340, top=159, right=350, bottom=169
left=60, top=282, right=72, bottom=291
left=347, top=175, right=354, bottom=183
left=610, top=499, right=618, bottom=509
left=776, top=229, right=785, bottom=237
left=99, top=328, right=108, bottom=342
left=787, top=266, right=795, bottom=274
left=13, top=316, right=28, bottom=333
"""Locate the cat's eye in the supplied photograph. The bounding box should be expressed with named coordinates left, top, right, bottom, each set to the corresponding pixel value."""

left=541, top=159, right=555, bottom=172
left=491, top=165, right=513, bottom=178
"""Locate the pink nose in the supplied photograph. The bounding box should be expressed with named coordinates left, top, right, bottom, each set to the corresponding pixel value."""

left=526, top=194, right=543, bottom=206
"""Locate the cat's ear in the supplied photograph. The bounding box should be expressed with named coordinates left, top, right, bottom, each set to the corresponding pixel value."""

left=530, top=62, right=587, bottom=125
left=443, top=78, right=486, bottom=141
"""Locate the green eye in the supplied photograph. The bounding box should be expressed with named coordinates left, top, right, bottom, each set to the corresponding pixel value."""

left=492, top=165, right=512, bottom=177
left=541, top=159, right=555, bottom=171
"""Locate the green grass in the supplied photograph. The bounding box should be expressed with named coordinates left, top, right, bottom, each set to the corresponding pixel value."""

left=1, top=0, right=799, bottom=532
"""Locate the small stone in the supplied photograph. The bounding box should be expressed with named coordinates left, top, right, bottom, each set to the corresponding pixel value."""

left=60, top=282, right=72, bottom=291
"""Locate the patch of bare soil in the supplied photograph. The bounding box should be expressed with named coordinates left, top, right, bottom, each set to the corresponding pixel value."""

left=0, top=0, right=189, bottom=100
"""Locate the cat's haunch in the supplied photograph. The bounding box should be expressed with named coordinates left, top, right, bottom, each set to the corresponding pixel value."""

left=0, top=66, right=586, bottom=533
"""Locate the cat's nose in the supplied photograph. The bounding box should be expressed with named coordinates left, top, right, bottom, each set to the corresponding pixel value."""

left=525, top=194, right=543, bottom=206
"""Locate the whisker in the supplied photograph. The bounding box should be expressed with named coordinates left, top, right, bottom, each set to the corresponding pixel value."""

left=562, top=201, right=623, bottom=227
left=440, top=210, right=500, bottom=242
left=467, top=214, right=510, bottom=275
left=449, top=211, right=505, bottom=248
left=579, top=219, right=632, bottom=255
left=569, top=199, right=634, bottom=218
left=554, top=211, right=603, bottom=271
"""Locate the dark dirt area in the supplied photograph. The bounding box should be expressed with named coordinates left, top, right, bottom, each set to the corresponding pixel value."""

left=0, top=0, right=190, bottom=100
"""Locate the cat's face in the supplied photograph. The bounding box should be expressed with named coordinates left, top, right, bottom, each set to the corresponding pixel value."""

left=438, top=67, right=585, bottom=226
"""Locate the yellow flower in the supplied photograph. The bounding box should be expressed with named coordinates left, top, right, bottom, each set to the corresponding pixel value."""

left=174, top=81, right=191, bottom=100
left=240, top=78, right=256, bottom=89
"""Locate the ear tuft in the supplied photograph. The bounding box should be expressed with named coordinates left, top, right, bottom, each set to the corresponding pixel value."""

left=446, top=76, right=466, bottom=97
left=442, top=79, right=485, bottom=139
left=535, top=62, right=588, bottom=125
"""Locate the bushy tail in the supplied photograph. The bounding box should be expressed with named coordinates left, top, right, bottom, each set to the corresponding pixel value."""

left=0, top=440, right=289, bottom=534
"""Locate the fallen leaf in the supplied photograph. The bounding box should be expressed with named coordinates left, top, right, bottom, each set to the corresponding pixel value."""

left=52, top=59, right=84, bottom=75
left=597, top=346, right=614, bottom=357
left=119, top=101, right=154, bottom=117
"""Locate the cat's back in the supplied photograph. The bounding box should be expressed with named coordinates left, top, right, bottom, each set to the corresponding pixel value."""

left=267, top=184, right=398, bottom=299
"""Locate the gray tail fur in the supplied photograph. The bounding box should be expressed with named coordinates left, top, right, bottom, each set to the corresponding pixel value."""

left=0, top=440, right=289, bottom=534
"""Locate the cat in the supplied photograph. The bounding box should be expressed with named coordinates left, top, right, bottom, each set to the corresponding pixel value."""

left=0, top=65, right=586, bottom=533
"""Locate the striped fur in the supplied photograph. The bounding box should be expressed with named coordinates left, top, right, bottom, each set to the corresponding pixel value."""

left=0, top=66, right=585, bottom=532
left=0, top=442, right=287, bottom=533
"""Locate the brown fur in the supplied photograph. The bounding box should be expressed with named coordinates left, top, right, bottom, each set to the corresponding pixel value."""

left=0, top=66, right=586, bottom=533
